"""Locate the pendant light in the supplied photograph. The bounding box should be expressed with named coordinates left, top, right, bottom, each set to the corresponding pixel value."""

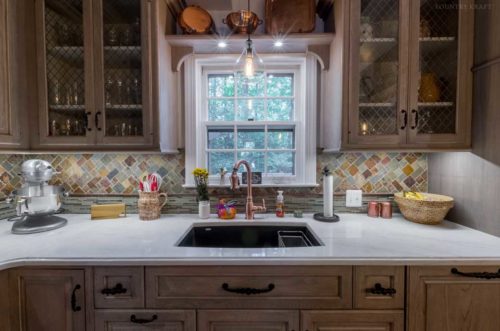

left=236, top=0, right=262, bottom=77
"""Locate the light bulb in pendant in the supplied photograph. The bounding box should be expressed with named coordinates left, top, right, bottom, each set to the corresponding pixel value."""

left=244, top=53, right=254, bottom=77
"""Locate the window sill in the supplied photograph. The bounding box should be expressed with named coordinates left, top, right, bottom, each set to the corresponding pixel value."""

left=182, top=183, right=319, bottom=189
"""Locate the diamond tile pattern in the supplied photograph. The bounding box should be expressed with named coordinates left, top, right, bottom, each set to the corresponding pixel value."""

left=358, top=0, right=399, bottom=136
left=418, top=0, right=458, bottom=134
left=45, top=0, right=87, bottom=136
left=0, top=152, right=427, bottom=217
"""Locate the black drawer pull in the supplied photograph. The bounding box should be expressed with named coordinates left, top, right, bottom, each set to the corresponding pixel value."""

left=130, top=314, right=158, bottom=324
left=451, top=268, right=500, bottom=279
left=95, top=111, right=102, bottom=131
left=222, top=283, right=275, bottom=295
left=71, top=284, right=82, bottom=312
left=368, top=283, right=397, bottom=296
left=101, top=283, right=127, bottom=295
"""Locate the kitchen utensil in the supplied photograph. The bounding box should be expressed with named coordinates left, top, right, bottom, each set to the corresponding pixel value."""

left=21, top=159, right=59, bottom=183
left=265, top=0, right=316, bottom=35
left=178, top=5, right=214, bottom=34
left=223, top=10, right=262, bottom=34
left=394, top=192, right=454, bottom=225
left=91, top=203, right=126, bottom=220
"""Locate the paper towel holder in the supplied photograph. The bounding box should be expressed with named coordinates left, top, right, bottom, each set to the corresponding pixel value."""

left=314, top=166, right=340, bottom=222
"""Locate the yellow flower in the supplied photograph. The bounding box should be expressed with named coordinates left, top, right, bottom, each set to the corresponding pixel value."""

left=193, top=168, right=209, bottom=178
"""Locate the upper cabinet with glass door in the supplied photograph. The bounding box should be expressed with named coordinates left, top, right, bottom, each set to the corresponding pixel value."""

left=36, top=0, right=93, bottom=146
left=96, top=0, right=153, bottom=146
left=346, top=0, right=407, bottom=147
left=34, top=0, right=154, bottom=149
left=407, top=0, right=473, bottom=147
left=342, top=0, right=473, bottom=149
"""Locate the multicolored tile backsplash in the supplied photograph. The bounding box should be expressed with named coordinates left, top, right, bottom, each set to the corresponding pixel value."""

left=0, top=152, right=427, bottom=218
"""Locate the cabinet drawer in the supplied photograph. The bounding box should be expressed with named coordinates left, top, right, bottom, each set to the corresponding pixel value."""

left=94, top=267, right=144, bottom=309
left=353, top=266, right=405, bottom=309
left=95, top=310, right=196, bottom=331
left=301, top=310, right=404, bottom=331
left=146, top=266, right=352, bottom=309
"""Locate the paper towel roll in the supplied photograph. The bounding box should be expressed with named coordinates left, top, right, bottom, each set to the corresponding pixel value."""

left=323, top=175, right=333, bottom=217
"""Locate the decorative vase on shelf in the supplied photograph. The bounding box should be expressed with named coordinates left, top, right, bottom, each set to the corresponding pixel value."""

left=419, top=73, right=441, bottom=103
left=198, top=200, right=210, bottom=219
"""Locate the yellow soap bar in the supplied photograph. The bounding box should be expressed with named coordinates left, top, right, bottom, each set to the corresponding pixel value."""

left=91, top=203, right=126, bottom=220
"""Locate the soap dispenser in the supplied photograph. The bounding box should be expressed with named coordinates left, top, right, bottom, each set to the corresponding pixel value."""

left=276, top=191, right=285, bottom=217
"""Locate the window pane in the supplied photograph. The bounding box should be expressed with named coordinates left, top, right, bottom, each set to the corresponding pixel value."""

left=208, top=99, right=235, bottom=121
left=236, top=99, right=265, bottom=121
left=208, top=152, right=234, bottom=174
left=237, top=72, right=265, bottom=97
left=237, top=151, right=265, bottom=172
left=268, top=99, right=293, bottom=121
left=268, top=127, right=295, bottom=149
left=267, top=73, right=293, bottom=97
left=237, top=127, right=265, bottom=149
left=208, top=74, right=234, bottom=97
left=267, top=152, right=295, bottom=174
left=208, top=127, right=234, bottom=149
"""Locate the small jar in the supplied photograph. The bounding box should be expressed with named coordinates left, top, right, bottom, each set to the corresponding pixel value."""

left=380, top=202, right=393, bottom=219
left=367, top=201, right=380, bottom=218
left=198, top=200, right=210, bottom=219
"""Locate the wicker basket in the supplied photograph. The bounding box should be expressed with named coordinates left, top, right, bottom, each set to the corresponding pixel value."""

left=138, top=191, right=167, bottom=221
left=394, top=192, right=454, bottom=225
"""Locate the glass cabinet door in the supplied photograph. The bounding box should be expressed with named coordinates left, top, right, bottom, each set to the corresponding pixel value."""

left=348, top=0, right=407, bottom=146
left=38, top=0, right=93, bottom=144
left=408, top=0, right=472, bottom=146
left=95, top=0, right=152, bottom=146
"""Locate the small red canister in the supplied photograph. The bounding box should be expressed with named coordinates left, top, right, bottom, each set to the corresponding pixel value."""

left=367, top=201, right=380, bottom=218
left=380, top=201, right=393, bottom=219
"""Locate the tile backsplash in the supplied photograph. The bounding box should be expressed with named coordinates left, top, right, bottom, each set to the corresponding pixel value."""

left=0, top=152, right=427, bottom=217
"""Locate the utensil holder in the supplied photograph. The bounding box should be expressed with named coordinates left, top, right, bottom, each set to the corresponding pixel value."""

left=138, top=191, right=167, bottom=221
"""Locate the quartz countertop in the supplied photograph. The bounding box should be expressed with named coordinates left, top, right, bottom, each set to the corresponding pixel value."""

left=0, top=213, right=499, bottom=270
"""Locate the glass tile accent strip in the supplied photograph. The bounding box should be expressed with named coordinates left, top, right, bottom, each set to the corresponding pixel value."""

left=45, top=0, right=86, bottom=137
left=357, top=0, right=400, bottom=136
left=102, top=0, right=143, bottom=137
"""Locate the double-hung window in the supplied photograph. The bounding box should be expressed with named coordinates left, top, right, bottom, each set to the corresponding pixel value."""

left=185, top=56, right=317, bottom=187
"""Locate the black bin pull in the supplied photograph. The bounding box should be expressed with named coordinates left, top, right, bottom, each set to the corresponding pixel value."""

left=221, top=283, right=275, bottom=295
left=101, top=283, right=127, bottom=295
left=451, top=268, right=500, bottom=279
left=130, top=314, right=158, bottom=324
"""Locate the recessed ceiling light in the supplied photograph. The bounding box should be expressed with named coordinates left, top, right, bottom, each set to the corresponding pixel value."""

left=217, top=41, right=227, bottom=48
left=274, top=40, right=284, bottom=47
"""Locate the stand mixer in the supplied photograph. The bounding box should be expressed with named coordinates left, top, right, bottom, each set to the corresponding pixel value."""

left=6, top=160, right=69, bottom=234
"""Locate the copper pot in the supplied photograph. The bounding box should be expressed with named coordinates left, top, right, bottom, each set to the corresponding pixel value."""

left=223, top=10, right=263, bottom=34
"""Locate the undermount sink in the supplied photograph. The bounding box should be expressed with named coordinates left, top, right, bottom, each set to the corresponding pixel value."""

left=177, top=223, right=323, bottom=248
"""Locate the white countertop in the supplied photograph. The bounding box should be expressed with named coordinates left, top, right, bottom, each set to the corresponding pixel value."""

left=0, top=213, right=499, bottom=270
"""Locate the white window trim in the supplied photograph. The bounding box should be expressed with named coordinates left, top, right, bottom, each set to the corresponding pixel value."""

left=184, top=54, right=317, bottom=188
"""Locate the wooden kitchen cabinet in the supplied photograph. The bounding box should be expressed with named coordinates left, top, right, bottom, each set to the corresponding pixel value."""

left=33, top=0, right=155, bottom=150
left=339, top=0, right=474, bottom=150
left=198, top=310, right=300, bottom=331
left=8, top=269, right=86, bottom=331
left=301, top=310, right=404, bottom=331
left=0, top=0, right=31, bottom=149
left=95, top=310, right=195, bottom=331
left=408, top=266, right=500, bottom=331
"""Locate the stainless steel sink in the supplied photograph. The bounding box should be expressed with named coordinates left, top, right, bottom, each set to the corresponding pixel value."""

left=177, top=223, right=323, bottom=248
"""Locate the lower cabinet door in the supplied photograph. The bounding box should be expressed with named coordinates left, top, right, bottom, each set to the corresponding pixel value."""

left=8, top=269, right=86, bottom=331
left=197, top=310, right=300, bottom=331
left=95, top=310, right=196, bottom=331
left=301, top=311, right=404, bottom=331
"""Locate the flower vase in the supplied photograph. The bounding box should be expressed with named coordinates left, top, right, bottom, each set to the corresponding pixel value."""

left=198, top=200, right=210, bottom=219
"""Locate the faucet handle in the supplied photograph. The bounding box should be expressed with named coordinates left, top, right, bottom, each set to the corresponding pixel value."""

left=253, top=199, right=266, bottom=212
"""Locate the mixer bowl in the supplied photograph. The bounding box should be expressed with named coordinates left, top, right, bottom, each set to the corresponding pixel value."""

left=10, top=185, right=67, bottom=215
